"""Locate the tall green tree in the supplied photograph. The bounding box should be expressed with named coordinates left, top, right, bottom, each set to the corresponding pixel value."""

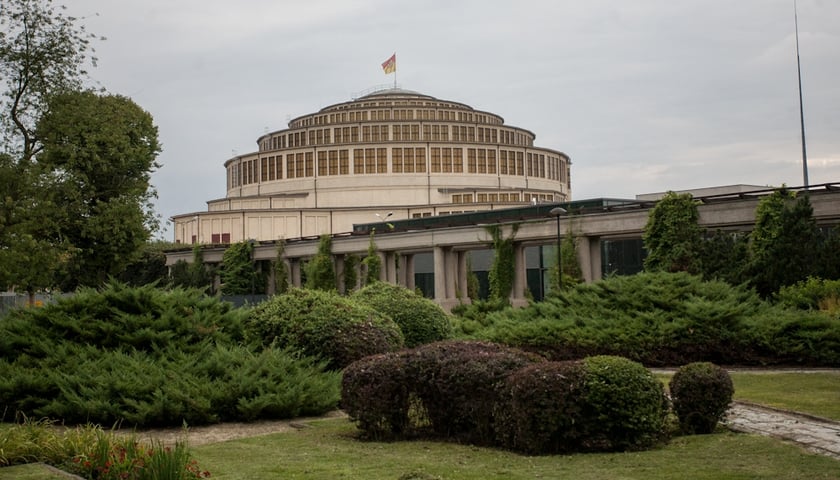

left=487, top=224, right=519, bottom=302
left=37, top=91, right=161, bottom=289
left=0, top=0, right=97, bottom=295
left=749, top=189, right=820, bottom=297
left=305, top=234, right=336, bottom=291
left=0, top=0, right=96, bottom=160
left=220, top=241, right=261, bottom=295
left=643, top=191, right=701, bottom=273
left=362, top=232, right=382, bottom=286
left=273, top=239, right=290, bottom=294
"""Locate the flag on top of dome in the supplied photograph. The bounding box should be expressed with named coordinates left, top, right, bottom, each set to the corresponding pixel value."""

left=381, top=53, right=396, bottom=74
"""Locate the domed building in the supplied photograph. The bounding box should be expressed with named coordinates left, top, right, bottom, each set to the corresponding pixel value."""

left=171, top=88, right=571, bottom=244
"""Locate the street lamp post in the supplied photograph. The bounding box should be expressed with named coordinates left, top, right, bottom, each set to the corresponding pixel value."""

left=549, top=207, right=567, bottom=291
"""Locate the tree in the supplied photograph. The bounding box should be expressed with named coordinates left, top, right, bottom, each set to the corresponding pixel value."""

left=169, top=245, right=214, bottom=293
left=37, top=91, right=161, bottom=289
left=696, top=230, right=750, bottom=285
left=304, top=234, right=336, bottom=291
left=643, top=191, right=701, bottom=273
left=0, top=0, right=97, bottom=295
left=273, top=239, right=290, bottom=294
left=0, top=0, right=97, bottom=160
left=749, top=189, right=820, bottom=297
left=220, top=241, right=261, bottom=295
left=362, top=232, right=382, bottom=286
left=117, top=240, right=174, bottom=287
left=487, top=224, right=519, bottom=302
left=549, top=228, right=583, bottom=292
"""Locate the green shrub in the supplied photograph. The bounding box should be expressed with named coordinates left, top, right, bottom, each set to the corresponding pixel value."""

left=0, top=283, right=340, bottom=427
left=352, top=282, right=452, bottom=347
left=776, top=277, right=840, bottom=313
left=245, top=288, right=404, bottom=369
left=459, top=271, right=840, bottom=366
left=579, top=356, right=668, bottom=451
left=411, top=341, right=541, bottom=444
left=343, top=340, right=541, bottom=444
left=341, top=351, right=413, bottom=440
left=494, top=361, right=587, bottom=454
left=669, top=362, right=734, bottom=434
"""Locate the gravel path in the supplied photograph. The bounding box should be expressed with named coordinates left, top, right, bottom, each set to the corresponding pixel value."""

left=725, top=402, right=840, bottom=460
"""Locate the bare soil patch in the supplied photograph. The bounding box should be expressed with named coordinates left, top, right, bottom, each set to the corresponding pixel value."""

left=123, top=411, right=347, bottom=447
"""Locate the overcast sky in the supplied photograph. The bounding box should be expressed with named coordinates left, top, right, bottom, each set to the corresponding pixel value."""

left=66, top=0, right=839, bottom=240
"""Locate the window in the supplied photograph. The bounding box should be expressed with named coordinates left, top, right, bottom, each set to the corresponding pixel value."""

left=329, top=150, right=338, bottom=175
left=415, top=148, right=426, bottom=172
left=393, top=148, right=403, bottom=173
left=467, top=148, right=477, bottom=173
left=340, top=150, right=349, bottom=175
left=488, top=150, right=497, bottom=174
left=447, top=148, right=460, bottom=173
left=377, top=148, right=387, bottom=173
left=305, top=152, right=314, bottom=177
left=317, top=151, right=327, bottom=176
left=431, top=148, right=441, bottom=173
left=353, top=149, right=363, bottom=173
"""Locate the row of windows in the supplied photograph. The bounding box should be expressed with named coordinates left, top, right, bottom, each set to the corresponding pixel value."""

left=229, top=148, right=567, bottom=188
left=260, top=124, right=533, bottom=151
left=290, top=105, right=502, bottom=129
left=451, top=192, right=556, bottom=204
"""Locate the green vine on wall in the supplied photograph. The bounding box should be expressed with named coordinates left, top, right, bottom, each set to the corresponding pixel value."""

left=486, top=223, right=520, bottom=302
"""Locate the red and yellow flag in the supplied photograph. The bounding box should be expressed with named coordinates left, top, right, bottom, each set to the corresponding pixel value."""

left=381, top=53, right=396, bottom=74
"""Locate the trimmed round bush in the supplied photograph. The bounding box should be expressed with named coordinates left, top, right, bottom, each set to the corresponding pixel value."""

left=494, top=361, right=587, bottom=454
left=245, top=288, right=404, bottom=369
left=401, top=340, right=541, bottom=443
left=579, top=355, right=669, bottom=451
left=342, top=340, right=542, bottom=443
left=352, top=282, right=452, bottom=347
left=341, top=351, right=412, bottom=440
left=669, top=362, right=734, bottom=434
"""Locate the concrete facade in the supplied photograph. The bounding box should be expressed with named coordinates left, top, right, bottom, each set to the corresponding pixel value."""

left=165, top=184, right=840, bottom=310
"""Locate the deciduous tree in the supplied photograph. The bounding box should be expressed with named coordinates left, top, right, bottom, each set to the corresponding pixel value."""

left=643, top=191, right=701, bottom=273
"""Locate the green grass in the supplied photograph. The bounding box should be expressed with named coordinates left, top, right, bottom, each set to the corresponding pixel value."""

left=0, top=464, right=69, bottom=479
left=730, top=372, right=840, bottom=421
left=656, top=371, right=840, bottom=421
left=191, top=418, right=839, bottom=480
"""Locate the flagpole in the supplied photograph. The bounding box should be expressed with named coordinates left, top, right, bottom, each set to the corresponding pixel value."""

left=795, top=0, right=809, bottom=189
left=394, top=54, right=397, bottom=89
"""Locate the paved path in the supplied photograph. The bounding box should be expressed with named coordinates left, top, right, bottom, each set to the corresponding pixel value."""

left=725, top=402, right=840, bottom=460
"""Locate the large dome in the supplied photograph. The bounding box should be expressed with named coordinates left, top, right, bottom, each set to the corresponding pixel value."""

left=172, top=89, right=571, bottom=245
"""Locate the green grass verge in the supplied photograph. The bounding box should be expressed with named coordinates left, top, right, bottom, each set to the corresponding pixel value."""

left=0, top=464, right=69, bottom=479
left=192, top=418, right=838, bottom=480
left=656, top=371, right=840, bottom=421
left=729, top=372, right=840, bottom=421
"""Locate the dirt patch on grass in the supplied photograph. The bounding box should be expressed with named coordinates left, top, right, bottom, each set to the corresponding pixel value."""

left=125, top=411, right=348, bottom=447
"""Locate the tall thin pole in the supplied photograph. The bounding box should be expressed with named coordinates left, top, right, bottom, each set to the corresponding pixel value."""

left=795, top=0, right=809, bottom=188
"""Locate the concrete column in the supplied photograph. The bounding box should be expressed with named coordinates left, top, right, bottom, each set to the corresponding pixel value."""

left=385, top=251, right=398, bottom=284
left=457, top=250, right=471, bottom=304
left=403, top=254, right=416, bottom=290
left=334, top=254, right=346, bottom=294
left=444, top=248, right=457, bottom=301
left=378, top=252, right=388, bottom=282
left=433, top=246, right=446, bottom=301
left=510, top=242, right=528, bottom=308
left=588, top=236, right=602, bottom=282
left=290, top=259, right=302, bottom=288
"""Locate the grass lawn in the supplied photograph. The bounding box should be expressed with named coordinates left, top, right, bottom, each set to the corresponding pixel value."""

left=190, top=417, right=839, bottom=480
left=729, top=372, right=840, bottom=421
left=0, top=464, right=69, bottom=479
left=655, top=371, right=840, bottom=421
